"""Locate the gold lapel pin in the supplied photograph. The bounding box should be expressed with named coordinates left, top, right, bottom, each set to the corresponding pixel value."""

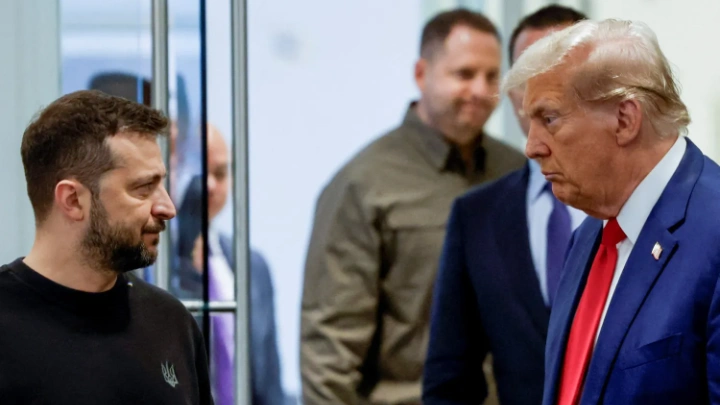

left=651, top=242, right=662, bottom=260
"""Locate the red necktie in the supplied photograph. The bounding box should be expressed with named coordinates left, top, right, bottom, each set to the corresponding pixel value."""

left=557, top=218, right=626, bottom=405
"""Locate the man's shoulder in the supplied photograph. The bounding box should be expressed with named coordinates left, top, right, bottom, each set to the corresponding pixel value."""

left=0, top=261, right=15, bottom=279
left=126, top=274, right=194, bottom=317
left=681, top=156, right=720, bottom=233
left=336, top=125, right=413, bottom=177
left=459, top=165, right=528, bottom=208
left=694, top=155, right=720, bottom=202
left=0, top=261, right=25, bottom=296
left=316, top=126, right=415, bottom=201
left=446, top=167, right=529, bottom=237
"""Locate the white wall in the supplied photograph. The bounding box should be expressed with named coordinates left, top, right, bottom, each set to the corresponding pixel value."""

left=246, top=0, right=424, bottom=395
left=0, top=0, right=60, bottom=263
left=591, top=0, right=720, bottom=160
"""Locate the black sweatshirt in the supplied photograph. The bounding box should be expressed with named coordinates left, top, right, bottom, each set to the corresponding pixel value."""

left=0, top=258, right=214, bottom=405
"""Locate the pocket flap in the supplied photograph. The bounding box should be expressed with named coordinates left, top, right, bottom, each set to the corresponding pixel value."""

left=618, top=333, right=683, bottom=370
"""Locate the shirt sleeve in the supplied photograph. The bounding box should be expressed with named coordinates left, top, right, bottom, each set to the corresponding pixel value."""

left=300, top=175, right=382, bottom=405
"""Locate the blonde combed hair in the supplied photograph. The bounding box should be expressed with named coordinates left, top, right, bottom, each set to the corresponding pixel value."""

left=502, top=19, right=690, bottom=137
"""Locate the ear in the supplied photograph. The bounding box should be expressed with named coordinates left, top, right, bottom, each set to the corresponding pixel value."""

left=54, top=180, right=90, bottom=222
left=414, top=59, right=427, bottom=92
left=615, top=98, right=642, bottom=146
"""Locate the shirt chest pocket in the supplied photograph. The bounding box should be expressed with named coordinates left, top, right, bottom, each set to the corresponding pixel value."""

left=381, top=207, right=448, bottom=281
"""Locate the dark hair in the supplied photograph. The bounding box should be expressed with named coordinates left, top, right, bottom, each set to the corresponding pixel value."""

left=88, top=72, right=191, bottom=145
left=21, top=90, right=169, bottom=223
left=420, top=8, right=500, bottom=60
left=509, top=5, right=587, bottom=64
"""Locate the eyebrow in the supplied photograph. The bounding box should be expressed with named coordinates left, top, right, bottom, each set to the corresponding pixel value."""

left=529, top=105, right=547, bottom=117
left=528, top=101, right=558, bottom=118
left=130, top=173, right=166, bottom=188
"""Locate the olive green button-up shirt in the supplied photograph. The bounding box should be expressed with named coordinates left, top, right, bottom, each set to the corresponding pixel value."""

left=301, top=105, right=526, bottom=405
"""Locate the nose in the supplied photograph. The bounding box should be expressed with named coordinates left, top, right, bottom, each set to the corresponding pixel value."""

left=152, top=185, right=177, bottom=221
left=471, top=76, right=495, bottom=100
left=525, top=122, right=551, bottom=160
left=207, top=175, right=217, bottom=195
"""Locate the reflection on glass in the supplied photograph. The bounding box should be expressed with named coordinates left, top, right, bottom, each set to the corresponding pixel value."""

left=208, top=282, right=285, bottom=405
left=173, top=124, right=233, bottom=299
left=166, top=0, right=205, bottom=301
left=60, top=0, right=151, bottom=98
left=60, top=0, right=153, bottom=282
left=209, top=312, right=236, bottom=405
left=247, top=250, right=286, bottom=405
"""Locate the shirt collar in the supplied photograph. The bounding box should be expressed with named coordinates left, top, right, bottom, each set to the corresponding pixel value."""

left=614, top=136, right=687, bottom=244
left=528, top=158, right=549, bottom=201
left=401, top=102, right=487, bottom=174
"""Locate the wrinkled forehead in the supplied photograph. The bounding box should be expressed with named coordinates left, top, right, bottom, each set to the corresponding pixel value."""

left=105, top=132, right=165, bottom=173
left=523, top=65, right=575, bottom=109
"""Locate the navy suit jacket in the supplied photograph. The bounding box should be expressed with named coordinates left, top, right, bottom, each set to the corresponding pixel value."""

left=171, top=175, right=287, bottom=405
left=423, top=165, right=549, bottom=405
left=543, top=139, right=720, bottom=405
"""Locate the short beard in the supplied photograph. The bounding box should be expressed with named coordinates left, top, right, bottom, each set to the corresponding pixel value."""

left=425, top=101, right=485, bottom=145
left=81, top=194, right=163, bottom=274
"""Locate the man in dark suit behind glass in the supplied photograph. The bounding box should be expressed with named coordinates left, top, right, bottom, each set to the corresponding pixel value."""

left=173, top=125, right=287, bottom=405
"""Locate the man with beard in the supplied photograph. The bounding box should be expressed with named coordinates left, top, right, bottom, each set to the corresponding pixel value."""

left=0, top=90, right=213, bottom=405
left=300, top=9, right=526, bottom=405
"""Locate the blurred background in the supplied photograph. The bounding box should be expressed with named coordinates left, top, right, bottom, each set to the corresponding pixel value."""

left=2, top=0, right=719, bottom=403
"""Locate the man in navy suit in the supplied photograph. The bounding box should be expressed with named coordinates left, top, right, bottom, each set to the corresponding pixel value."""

left=172, top=125, right=287, bottom=405
left=423, top=6, right=586, bottom=405
left=503, top=18, right=720, bottom=405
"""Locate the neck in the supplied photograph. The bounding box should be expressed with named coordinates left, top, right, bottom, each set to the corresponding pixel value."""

left=589, top=134, right=678, bottom=219
left=415, top=100, right=478, bottom=173
left=456, top=145, right=475, bottom=175
left=414, top=99, right=432, bottom=128
left=23, top=230, right=118, bottom=293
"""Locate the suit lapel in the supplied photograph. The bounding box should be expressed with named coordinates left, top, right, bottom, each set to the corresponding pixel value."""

left=578, top=139, right=704, bottom=404
left=494, top=166, right=550, bottom=337
left=544, top=219, right=602, bottom=404
left=580, top=217, right=677, bottom=404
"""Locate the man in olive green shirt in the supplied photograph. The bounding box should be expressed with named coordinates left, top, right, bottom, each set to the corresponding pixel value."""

left=300, top=9, right=526, bottom=405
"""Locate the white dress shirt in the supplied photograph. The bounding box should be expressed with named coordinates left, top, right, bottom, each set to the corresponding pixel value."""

left=527, top=159, right=587, bottom=305
left=595, top=136, right=687, bottom=342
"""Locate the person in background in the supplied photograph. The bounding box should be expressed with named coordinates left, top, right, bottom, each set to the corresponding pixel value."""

left=0, top=90, right=212, bottom=404
left=300, top=8, right=526, bottom=405
left=504, top=18, right=720, bottom=405
left=173, top=124, right=287, bottom=405
left=423, top=5, right=586, bottom=405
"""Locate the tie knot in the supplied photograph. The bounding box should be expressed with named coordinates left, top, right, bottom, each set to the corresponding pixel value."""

left=602, top=218, right=626, bottom=247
